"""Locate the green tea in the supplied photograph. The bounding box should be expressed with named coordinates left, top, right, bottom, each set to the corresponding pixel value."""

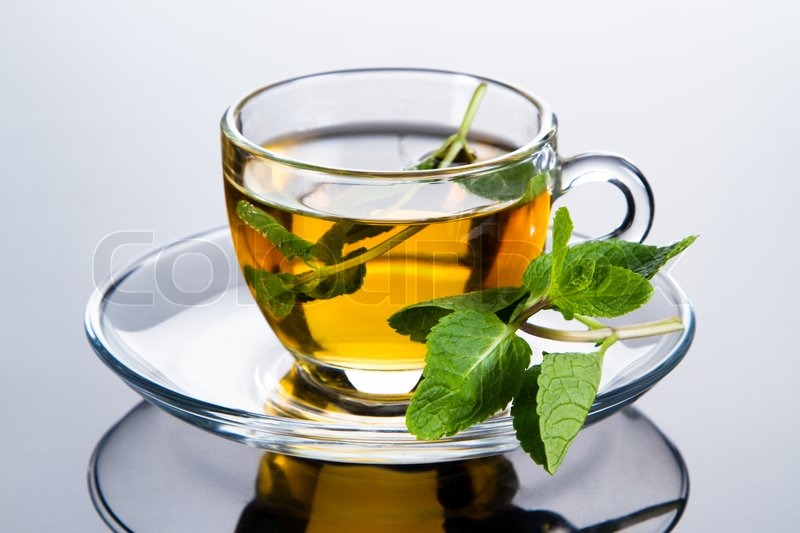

left=224, top=127, right=550, bottom=371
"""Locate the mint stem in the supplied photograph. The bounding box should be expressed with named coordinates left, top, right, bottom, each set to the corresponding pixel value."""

left=512, top=298, right=551, bottom=326
left=437, top=82, right=487, bottom=167
left=294, top=83, right=487, bottom=291
left=519, top=316, right=684, bottom=343
left=573, top=314, right=606, bottom=330
left=295, top=224, right=426, bottom=290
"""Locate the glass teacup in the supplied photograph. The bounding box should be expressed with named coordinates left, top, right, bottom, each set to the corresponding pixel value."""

left=221, top=68, right=653, bottom=401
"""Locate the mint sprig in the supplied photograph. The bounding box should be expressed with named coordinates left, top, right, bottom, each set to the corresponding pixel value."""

left=390, top=207, right=696, bottom=473
left=412, top=82, right=486, bottom=170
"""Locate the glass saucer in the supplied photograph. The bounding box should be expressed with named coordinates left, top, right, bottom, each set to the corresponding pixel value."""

left=89, top=402, right=688, bottom=532
left=85, top=227, right=695, bottom=463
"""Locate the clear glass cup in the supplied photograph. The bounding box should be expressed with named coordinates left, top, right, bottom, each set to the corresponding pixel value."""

left=220, top=68, right=653, bottom=401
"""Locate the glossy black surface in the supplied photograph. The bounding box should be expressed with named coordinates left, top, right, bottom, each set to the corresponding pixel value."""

left=89, top=403, right=687, bottom=532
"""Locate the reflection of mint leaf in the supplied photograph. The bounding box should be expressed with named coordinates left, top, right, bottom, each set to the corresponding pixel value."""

left=388, top=287, right=529, bottom=343
left=243, top=266, right=297, bottom=318
left=565, top=236, right=697, bottom=280
left=535, top=350, right=603, bottom=474
left=463, top=163, right=548, bottom=202
left=510, top=366, right=546, bottom=466
left=236, top=201, right=315, bottom=261
left=406, top=310, right=531, bottom=439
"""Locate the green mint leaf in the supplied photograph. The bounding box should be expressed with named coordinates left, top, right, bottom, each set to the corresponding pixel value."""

left=388, top=287, right=529, bottom=343
left=521, top=254, right=552, bottom=302
left=243, top=266, right=297, bottom=319
left=536, top=350, right=603, bottom=474
left=462, top=163, right=548, bottom=202
left=302, top=248, right=367, bottom=300
left=552, top=259, right=653, bottom=319
left=235, top=201, right=315, bottom=261
left=565, top=235, right=697, bottom=280
left=549, top=207, right=573, bottom=290
left=410, top=155, right=439, bottom=171
left=510, top=366, right=546, bottom=466
left=406, top=310, right=531, bottom=439
left=559, top=257, right=597, bottom=293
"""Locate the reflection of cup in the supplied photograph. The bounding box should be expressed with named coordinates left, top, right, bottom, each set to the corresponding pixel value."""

left=236, top=452, right=520, bottom=532
left=221, top=69, right=653, bottom=393
left=235, top=451, right=685, bottom=532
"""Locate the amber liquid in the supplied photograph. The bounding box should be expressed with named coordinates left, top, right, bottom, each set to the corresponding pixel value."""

left=236, top=453, right=522, bottom=532
left=224, top=127, right=550, bottom=371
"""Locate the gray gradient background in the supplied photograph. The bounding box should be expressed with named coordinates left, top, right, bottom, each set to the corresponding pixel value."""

left=1, top=1, right=797, bottom=530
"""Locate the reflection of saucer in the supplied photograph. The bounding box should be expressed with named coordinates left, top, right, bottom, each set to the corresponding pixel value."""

left=89, top=402, right=688, bottom=532
left=86, top=228, right=694, bottom=463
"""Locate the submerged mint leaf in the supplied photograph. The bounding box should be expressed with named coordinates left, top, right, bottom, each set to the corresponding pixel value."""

left=536, top=350, right=603, bottom=474
left=388, top=287, right=529, bottom=343
left=313, top=222, right=395, bottom=264
left=236, top=201, right=315, bottom=261
left=302, top=247, right=367, bottom=300
left=510, top=366, right=547, bottom=467
left=243, top=266, right=297, bottom=319
left=462, top=163, right=548, bottom=202
left=341, top=223, right=395, bottom=244
left=565, top=236, right=698, bottom=280
left=406, top=310, right=531, bottom=440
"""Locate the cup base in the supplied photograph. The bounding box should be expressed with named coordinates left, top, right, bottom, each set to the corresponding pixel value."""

left=264, top=361, right=423, bottom=422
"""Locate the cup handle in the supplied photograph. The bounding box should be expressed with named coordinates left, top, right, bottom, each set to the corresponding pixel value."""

left=554, top=152, right=654, bottom=243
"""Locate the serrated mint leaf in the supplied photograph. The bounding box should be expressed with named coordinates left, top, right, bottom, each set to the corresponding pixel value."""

left=511, top=366, right=546, bottom=467
left=236, top=201, right=315, bottom=261
left=388, top=287, right=529, bottom=343
left=462, top=162, right=547, bottom=202
left=243, top=266, right=297, bottom=318
left=536, top=351, right=603, bottom=474
left=389, top=307, right=452, bottom=344
left=521, top=254, right=552, bottom=302
left=406, top=310, right=531, bottom=439
left=559, top=258, right=596, bottom=293
left=549, top=207, right=573, bottom=289
left=552, top=261, right=653, bottom=318
left=565, top=236, right=697, bottom=280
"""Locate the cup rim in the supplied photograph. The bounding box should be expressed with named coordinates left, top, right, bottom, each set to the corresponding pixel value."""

left=220, top=67, right=558, bottom=180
